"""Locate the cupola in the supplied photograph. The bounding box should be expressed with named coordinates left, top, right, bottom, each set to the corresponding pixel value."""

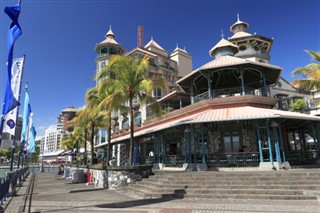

left=209, top=32, right=238, bottom=58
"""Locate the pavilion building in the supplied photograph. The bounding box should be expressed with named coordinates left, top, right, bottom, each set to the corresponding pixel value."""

left=95, top=17, right=320, bottom=170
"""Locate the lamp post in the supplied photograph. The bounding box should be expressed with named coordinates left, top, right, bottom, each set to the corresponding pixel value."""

left=40, top=129, right=46, bottom=172
left=40, top=147, right=44, bottom=172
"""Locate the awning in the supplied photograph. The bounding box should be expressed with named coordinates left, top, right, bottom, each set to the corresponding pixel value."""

left=181, top=106, right=320, bottom=124
left=40, top=150, right=65, bottom=157
left=95, top=106, right=320, bottom=147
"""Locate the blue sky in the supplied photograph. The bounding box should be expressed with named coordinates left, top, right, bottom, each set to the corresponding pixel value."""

left=0, top=0, right=319, bottom=138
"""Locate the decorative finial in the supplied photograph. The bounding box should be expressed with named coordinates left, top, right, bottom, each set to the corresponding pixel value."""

left=109, top=25, right=112, bottom=31
left=183, top=46, right=186, bottom=51
left=221, top=30, right=224, bottom=39
left=237, top=13, right=240, bottom=21
left=151, top=35, right=153, bottom=40
left=176, top=43, right=179, bottom=49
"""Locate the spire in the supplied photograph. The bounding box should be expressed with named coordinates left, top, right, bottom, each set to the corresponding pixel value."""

left=237, top=13, right=240, bottom=21
left=106, top=25, right=115, bottom=39
left=221, top=30, right=224, bottom=39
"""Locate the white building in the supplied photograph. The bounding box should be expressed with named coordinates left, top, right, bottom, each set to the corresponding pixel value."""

left=40, top=125, right=64, bottom=154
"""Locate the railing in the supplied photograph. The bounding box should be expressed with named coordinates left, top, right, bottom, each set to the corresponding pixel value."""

left=285, top=151, right=317, bottom=165
left=139, top=151, right=318, bottom=167
left=206, top=152, right=260, bottom=167
left=163, top=155, right=185, bottom=167
left=139, top=156, right=155, bottom=165
left=192, top=87, right=265, bottom=103
left=0, top=177, right=10, bottom=205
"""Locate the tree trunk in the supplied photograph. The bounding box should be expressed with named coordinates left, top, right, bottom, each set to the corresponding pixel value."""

left=90, top=123, right=95, bottom=165
left=129, top=93, right=134, bottom=166
left=107, top=115, right=112, bottom=164
left=84, top=129, right=87, bottom=165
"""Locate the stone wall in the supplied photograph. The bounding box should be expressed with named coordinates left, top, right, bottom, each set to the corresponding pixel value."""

left=107, top=166, right=153, bottom=189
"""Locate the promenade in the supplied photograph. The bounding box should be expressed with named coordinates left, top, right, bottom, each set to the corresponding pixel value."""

left=4, top=172, right=320, bottom=213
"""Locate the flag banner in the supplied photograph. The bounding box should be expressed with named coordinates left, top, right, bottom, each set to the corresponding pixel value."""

left=21, top=84, right=31, bottom=144
left=28, top=125, right=36, bottom=154
left=26, top=112, right=33, bottom=151
left=2, top=3, right=22, bottom=116
left=3, top=57, right=25, bottom=135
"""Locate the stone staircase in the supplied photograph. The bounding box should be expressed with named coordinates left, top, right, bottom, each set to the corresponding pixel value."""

left=123, top=169, right=320, bottom=200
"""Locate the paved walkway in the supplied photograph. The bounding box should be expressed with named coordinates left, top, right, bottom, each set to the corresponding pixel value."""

left=4, top=172, right=320, bottom=213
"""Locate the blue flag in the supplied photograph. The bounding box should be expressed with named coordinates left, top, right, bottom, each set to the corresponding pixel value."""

left=2, top=3, right=22, bottom=116
left=21, top=84, right=31, bottom=145
left=28, top=121, right=36, bottom=154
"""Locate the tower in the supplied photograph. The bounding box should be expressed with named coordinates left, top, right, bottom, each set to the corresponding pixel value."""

left=94, top=26, right=125, bottom=84
left=228, top=15, right=273, bottom=63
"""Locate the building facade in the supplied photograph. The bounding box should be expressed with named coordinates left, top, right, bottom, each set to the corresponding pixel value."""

left=57, top=107, right=78, bottom=131
left=94, top=26, right=192, bottom=146
left=96, top=17, right=320, bottom=170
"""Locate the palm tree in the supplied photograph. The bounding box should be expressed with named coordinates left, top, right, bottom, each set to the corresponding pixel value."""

left=291, top=50, right=320, bottom=90
left=65, top=108, right=89, bottom=165
left=85, top=87, right=107, bottom=165
left=96, top=55, right=167, bottom=165
left=92, top=80, right=127, bottom=164
left=61, top=133, right=79, bottom=152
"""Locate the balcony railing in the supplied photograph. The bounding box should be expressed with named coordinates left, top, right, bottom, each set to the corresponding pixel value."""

left=192, top=87, right=265, bottom=103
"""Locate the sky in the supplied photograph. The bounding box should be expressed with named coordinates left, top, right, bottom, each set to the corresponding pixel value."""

left=0, top=0, right=319, bottom=138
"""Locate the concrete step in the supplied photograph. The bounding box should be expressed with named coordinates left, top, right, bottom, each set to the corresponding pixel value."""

left=148, top=175, right=320, bottom=182
left=183, top=194, right=318, bottom=200
left=143, top=179, right=320, bottom=186
left=140, top=180, right=320, bottom=190
left=125, top=170, right=320, bottom=200
left=153, top=171, right=320, bottom=177
left=185, top=188, right=305, bottom=196
left=124, top=185, right=184, bottom=199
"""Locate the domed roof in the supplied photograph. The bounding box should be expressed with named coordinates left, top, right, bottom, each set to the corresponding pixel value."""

left=98, top=25, right=119, bottom=45
left=230, top=14, right=249, bottom=34
left=209, top=38, right=238, bottom=57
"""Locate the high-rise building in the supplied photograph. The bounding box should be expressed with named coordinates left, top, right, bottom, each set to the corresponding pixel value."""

left=57, top=107, right=78, bottom=132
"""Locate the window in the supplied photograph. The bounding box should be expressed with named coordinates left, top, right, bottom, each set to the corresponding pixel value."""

left=153, top=88, right=162, bottom=100
left=101, top=47, right=108, bottom=54
left=276, top=95, right=290, bottom=110
left=239, top=46, right=247, bottom=51
left=288, top=131, right=302, bottom=151
left=149, top=58, right=157, bottom=67
left=100, top=128, right=106, bottom=143
left=134, top=112, right=141, bottom=125
left=122, top=117, right=129, bottom=129
left=222, top=131, right=240, bottom=153
left=101, top=62, right=106, bottom=69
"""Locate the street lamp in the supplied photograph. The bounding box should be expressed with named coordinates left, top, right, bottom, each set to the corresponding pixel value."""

left=40, top=129, right=46, bottom=172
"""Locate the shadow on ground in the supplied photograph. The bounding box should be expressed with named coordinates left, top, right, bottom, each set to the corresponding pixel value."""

left=95, top=196, right=182, bottom=209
